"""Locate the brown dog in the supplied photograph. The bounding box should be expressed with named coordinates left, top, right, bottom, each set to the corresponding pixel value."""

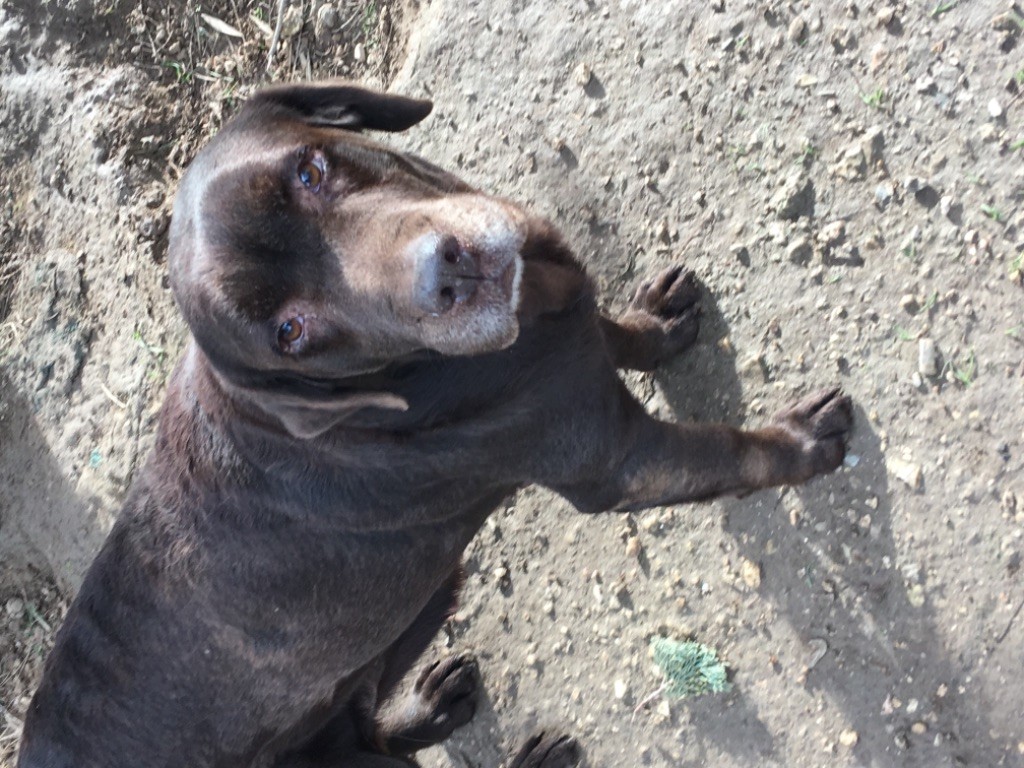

left=17, top=83, right=852, bottom=768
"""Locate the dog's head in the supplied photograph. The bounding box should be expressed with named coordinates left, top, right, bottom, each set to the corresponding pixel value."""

left=169, top=83, right=532, bottom=436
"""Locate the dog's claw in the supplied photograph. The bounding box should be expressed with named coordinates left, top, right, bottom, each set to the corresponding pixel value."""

left=772, top=388, right=854, bottom=479
left=506, top=732, right=581, bottom=768
left=619, top=265, right=702, bottom=368
left=380, top=654, right=480, bottom=753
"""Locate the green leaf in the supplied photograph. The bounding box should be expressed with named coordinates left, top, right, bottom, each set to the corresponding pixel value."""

left=651, top=637, right=732, bottom=698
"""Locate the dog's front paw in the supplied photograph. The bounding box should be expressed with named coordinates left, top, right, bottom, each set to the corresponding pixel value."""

left=771, top=388, right=853, bottom=480
left=380, top=654, right=480, bottom=753
left=624, top=266, right=701, bottom=366
left=506, top=732, right=581, bottom=768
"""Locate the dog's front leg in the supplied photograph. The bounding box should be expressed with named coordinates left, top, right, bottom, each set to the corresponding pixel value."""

left=556, top=387, right=853, bottom=513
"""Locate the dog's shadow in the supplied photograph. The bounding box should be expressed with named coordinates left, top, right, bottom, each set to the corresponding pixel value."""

left=648, top=296, right=1014, bottom=765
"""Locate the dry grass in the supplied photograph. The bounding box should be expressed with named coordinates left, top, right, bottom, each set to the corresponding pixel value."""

left=0, top=567, right=67, bottom=768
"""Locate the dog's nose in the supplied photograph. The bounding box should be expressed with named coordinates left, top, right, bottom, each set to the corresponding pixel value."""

left=413, top=235, right=482, bottom=315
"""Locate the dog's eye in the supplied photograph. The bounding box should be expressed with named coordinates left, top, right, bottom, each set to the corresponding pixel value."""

left=297, top=160, right=323, bottom=192
left=278, top=317, right=304, bottom=349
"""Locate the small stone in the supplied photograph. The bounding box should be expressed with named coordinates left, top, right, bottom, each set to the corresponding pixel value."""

left=353, top=43, right=366, bottom=62
left=911, top=722, right=927, bottom=735
left=988, top=99, right=1003, bottom=119
left=788, top=16, right=807, bottom=42
left=832, top=143, right=866, bottom=180
left=741, top=353, right=770, bottom=382
left=625, top=535, right=642, bottom=558
left=876, top=7, right=895, bottom=26
left=731, top=243, right=751, bottom=264
left=740, top=558, right=762, bottom=589
left=314, top=4, right=338, bottom=40
left=281, top=5, right=303, bottom=37
left=902, top=176, right=922, bottom=194
left=771, top=172, right=813, bottom=220
left=4, top=598, right=24, bottom=618
left=861, top=126, right=884, bottom=168
left=875, top=183, right=893, bottom=209
left=899, top=294, right=920, bottom=314
left=573, top=62, right=593, bottom=87
left=839, top=729, right=859, bottom=747
left=887, top=457, right=922, bottom=490
left=907, top=583, right=926, bottom=607
left=787, top=237, right=813, bottom=265
left=818, top=220, right=846, bottom=248
left=915, top=75, right=937, bottom=94
left=806, top=638, right=828, bottom=669
left=918, top=338, right=939, bottom=377
left=614, top=679, right=629, bottom=700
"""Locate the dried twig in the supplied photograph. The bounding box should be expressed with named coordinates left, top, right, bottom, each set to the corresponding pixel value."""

left=267, top=0, right=288, bottom=72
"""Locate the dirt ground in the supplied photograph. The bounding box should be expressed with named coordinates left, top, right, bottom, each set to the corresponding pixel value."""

left=1, top=1, right=1022, bottom=766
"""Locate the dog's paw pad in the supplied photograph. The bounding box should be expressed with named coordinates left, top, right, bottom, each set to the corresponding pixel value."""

left=507, top=732, right=581, bottom=768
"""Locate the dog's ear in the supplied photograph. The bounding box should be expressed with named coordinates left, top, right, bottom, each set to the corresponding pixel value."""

left=259, top=389, right=409, bottom=439
left=253, top=82, right=432, bottom=133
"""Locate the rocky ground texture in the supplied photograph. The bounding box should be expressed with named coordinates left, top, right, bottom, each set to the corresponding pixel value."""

left=1, top=1, right=1022, bottom=767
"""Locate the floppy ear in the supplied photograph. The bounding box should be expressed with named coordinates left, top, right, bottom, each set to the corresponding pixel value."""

left=253, top=81, right=433, bottom=132
left=267, top=390, right=410, bottom=439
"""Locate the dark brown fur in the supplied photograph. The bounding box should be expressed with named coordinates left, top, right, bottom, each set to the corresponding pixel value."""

left=18, top=83, right=852, bottom=768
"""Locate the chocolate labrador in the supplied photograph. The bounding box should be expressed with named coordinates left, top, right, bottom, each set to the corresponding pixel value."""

left=18, top=83, right=852, bottom=768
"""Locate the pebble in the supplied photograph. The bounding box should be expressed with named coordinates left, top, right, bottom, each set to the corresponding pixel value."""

left=614, top=679, right=629, bottom=700
left=787, top=237, right=813, bottom=265
left=839, top=729, right=859, bottom=747
left=625, top=535, right=642, bottom=558
left=788, top=16, right=807, bottom=43
left=740, top=558, right=762, bottom=589
left=874, top=183, right=893, bottom=209
left=899, top=294, right=920, bottom=313
left=861, top=126, right=884, bottom=168
left=887, top=457, right=923, bottom=490
left=818, top=220, right=845, bottom=247
left=832, top=143, right=867, bottom=180
left=911, top=722, right=927, bottom=735
left=772, top=172, right=813, bottom=220
left=281, top=5, right=303, bottom=37
left=353, top=43, right=366, bottom=62
left=907, top=583, right=926, bottom=607
left=902, top=176, right=922, bottom=195
left=314, top=4, right=338, bottom=40
left=988, top=99, right=1003, bottom=119
left=918, top=338, right=939, bottom=377
left=573, top=62, right=593, bottom=87
left=5, top=598, right=24, bottom=618
left=806, top=638, right=828, bottom=669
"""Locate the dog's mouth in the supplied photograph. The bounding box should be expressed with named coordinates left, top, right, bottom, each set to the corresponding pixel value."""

left=465, top=249, right=522, bottom=306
